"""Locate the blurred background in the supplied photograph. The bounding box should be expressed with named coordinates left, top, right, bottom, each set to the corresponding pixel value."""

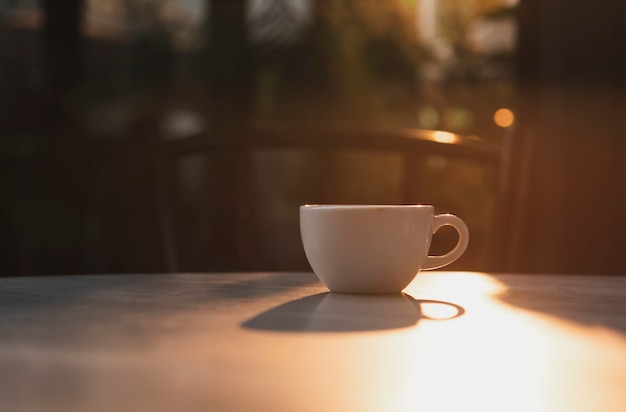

left=0, top=0, right=624, bottom=276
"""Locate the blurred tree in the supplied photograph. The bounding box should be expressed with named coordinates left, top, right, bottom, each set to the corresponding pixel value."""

left=311, top=0, right=422, bottom=124
left=252, top=0, right=423, bottom=126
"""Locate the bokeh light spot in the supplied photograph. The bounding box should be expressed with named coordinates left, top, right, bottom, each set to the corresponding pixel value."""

left=494, top=108, right=515, bottom=128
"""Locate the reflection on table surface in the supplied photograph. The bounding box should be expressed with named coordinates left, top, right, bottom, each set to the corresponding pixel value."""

left=1, top=271, right=625, bottom=412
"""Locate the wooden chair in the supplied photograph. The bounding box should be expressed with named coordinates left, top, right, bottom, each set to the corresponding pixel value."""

left=157, top=124, right=505, bottom=273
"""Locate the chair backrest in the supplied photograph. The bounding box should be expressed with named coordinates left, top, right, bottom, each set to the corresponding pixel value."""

left=158, top=124, right=504, bottom=272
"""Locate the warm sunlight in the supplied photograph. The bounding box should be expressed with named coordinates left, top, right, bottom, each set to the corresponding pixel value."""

left=430, top=130, right=460, bottom=144
left=391, top=272, right=626, bottom=412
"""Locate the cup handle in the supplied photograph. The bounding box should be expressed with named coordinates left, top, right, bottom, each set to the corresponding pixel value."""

left=422, top=214, right=469, bottom=270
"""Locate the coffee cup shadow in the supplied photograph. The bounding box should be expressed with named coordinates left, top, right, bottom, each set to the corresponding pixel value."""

left=242, top=293, right=465, bottom=332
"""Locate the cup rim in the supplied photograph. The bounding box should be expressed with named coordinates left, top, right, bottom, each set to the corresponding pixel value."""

left=300, top=204, right=433, bottom=209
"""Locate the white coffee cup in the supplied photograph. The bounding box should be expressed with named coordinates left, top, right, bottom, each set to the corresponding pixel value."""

left=300, top=205, right=469, bottom=294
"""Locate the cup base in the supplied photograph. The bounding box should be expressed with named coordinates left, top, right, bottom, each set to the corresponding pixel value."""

left=316, top=276, right=413, bottom=295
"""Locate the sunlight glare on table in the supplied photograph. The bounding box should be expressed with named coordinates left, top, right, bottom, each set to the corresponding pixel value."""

left=395, top=272, right=626, bottom=412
